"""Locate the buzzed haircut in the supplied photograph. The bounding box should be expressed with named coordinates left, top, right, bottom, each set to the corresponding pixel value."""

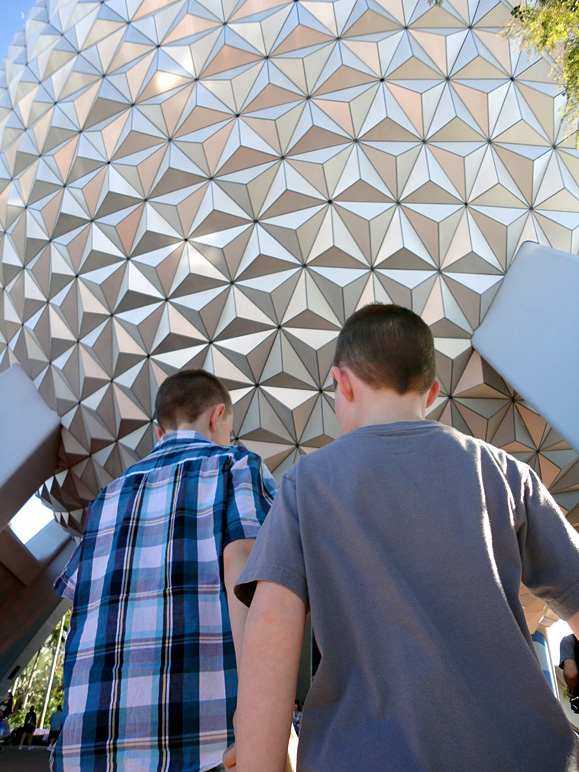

left=334, top=303, right=436, bottom=395
left=155, top=369, right=232, bottom=431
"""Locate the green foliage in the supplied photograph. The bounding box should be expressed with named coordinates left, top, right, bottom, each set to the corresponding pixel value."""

left=508, top=0, right=579, bottom=140
left=8, top=610, right=70, bottom=731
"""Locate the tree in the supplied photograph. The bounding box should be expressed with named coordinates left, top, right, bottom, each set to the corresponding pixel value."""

left=508, top=1, right=579, bottom=140
left=9, top=610, right=70, bottom=732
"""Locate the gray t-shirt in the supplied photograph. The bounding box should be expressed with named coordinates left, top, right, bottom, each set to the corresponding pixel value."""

left=236, top=420, right=579, bottom=772
left=49, top=710, right=63, bottom=731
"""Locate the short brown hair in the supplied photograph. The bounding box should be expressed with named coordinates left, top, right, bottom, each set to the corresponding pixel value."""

left=155, top=369, right=232, bottom=431
left=333, top=304, right=436, bottom=394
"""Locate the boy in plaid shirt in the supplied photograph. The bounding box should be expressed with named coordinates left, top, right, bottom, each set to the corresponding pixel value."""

left=53, top=369, right=276, bottom=772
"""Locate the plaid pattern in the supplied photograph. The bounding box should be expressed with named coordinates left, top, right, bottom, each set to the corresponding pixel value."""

left=52, top=431, right=276, bottom=772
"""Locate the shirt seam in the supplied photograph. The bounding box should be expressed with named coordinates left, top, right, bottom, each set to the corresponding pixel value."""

left=547, top=575, right=579, bottom=617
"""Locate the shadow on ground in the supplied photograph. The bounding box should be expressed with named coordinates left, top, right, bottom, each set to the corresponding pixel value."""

left=0, top=746, right=52, bottom=770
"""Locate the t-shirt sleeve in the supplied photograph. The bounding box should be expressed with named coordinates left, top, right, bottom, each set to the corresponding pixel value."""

left=559, top=634, right=577, bottom=668
left=517, top=465, right=579, bottom=620
left=223, top=452, right=277, bottom=547
left=234, top=471, right=308, bottom=610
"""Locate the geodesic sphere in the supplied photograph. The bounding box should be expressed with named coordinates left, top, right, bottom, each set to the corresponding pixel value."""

left=1, top=0, right=579, bottom=534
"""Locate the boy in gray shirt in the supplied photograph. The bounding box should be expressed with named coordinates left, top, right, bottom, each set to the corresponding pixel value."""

left=233, top=304, right=579, bottom=772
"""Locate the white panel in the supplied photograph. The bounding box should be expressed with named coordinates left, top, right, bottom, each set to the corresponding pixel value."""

left=473, top=241, right=579, bottom=453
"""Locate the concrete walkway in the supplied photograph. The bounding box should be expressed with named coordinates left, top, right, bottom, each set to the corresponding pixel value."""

left=0, top=746, right=52, bottom=770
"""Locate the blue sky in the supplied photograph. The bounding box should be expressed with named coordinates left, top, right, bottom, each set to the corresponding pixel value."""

left=0, top=0, right=36, bottom=66
left=10, top=496, right=54, bottom=543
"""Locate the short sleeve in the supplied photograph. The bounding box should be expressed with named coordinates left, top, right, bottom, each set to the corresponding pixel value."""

left=223, top=451, right=277, bottom=547
left=235, top=472, right=309, bottom=611
left=559, top=635, right=577, bottom=668
left=517, top=465, right=579, bottom=620
left=54, top=539, right=82, bottom=601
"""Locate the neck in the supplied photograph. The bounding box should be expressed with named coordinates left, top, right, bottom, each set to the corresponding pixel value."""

left=351, top=388, right=429, bottom=429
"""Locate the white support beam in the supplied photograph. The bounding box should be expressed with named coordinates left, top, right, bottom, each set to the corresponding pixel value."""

left=472, top=241, right=579, bottom=455
left=0, top=364, right=75, bottom=692
left=0, top=365, right=61, bottom=531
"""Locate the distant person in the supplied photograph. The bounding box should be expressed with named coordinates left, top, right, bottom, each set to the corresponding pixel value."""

left=53, top=369, right=276, bottom=771
left=0, top=691, right=12, bottom=747
left=559, top=633, right=579, bottom=712
left=19, top=705, right=36, bottom=750
left=292, top=702, right=302, bottom=736
left=47, top=706, right=63, bottom=750
left=233, top=303, right=579, bottom=772
left=0, top=691, right=13, bottom=721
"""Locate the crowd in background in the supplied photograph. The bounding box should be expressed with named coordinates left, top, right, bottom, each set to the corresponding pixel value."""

left=0, top=690, right=62, bottom=750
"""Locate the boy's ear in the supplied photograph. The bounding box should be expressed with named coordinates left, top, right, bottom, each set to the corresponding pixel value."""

left=155, top=425, right=164, bottom=441
left=331, top=366, right=354, bottom=402
left=425, top=380, right=440, bottom=409
left=208, top=403, right=226, bottom=432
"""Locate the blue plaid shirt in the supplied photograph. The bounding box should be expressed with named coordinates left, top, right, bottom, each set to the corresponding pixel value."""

left=52, top=431, right=276, bottom=772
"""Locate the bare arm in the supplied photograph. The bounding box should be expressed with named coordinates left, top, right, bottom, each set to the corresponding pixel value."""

left=235, top=580, right=306, bottom=772
left=223, top=538, right=255, bottom=662
left=562, top=659, right=579, bottom=695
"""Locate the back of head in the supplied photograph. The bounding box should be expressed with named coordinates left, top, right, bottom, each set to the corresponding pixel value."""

left=155, top=369, right=232, bottom=431
left=334, top=303, right=435, bottom=394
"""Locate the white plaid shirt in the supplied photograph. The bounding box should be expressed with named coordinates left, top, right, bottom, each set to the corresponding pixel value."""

left=52, top=431, right=276, bottom=772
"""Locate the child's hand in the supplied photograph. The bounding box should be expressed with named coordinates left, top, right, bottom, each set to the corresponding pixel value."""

left=223, top=742, right=236, bottom=769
